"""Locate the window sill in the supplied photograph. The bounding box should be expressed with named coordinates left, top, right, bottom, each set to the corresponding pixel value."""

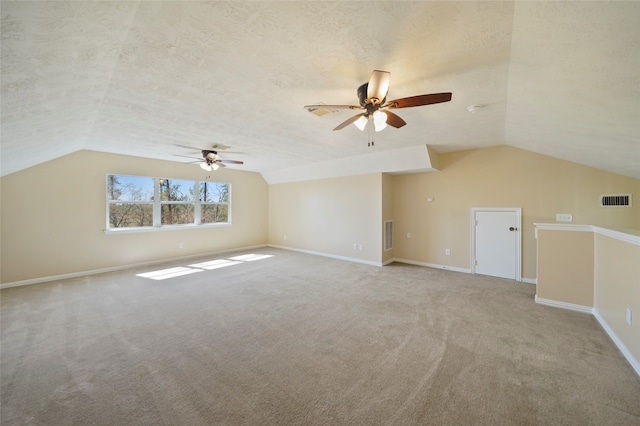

left=104, top=222, right=232, bottom=235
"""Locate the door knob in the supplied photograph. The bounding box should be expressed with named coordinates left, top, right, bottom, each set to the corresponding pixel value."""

left=509, top=227, right=517, bottom=231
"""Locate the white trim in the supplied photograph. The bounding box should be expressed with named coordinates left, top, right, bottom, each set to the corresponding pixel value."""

left=0, top=244, right=268, bottom=289
left=534, top=295, right=594, bottom=314
left=522, top=277, right=537, bottom=285
left=268, top=244, right=383, bottom=267
left=471, top=207, right=522, bottom=281
left=534, top=223, right=640, bottom=247
left=593, top=309, right=640, bottom=378
left=595, top=227, right=640, bottom=246
left=392, top=258, right=472, bottom=274
left=534, top=223, right=593, bottom=232
left=104, top=222, right=232, bottom=235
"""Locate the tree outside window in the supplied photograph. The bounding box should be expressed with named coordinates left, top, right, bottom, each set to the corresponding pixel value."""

left=107, top=175, right=154, bottom=228
left=200, top=182, right=229, bottom=223
left=106, top=175, right=231, bottom=229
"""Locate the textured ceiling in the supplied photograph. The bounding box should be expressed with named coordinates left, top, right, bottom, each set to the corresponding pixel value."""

left=1, top=1, right=639, bottom=181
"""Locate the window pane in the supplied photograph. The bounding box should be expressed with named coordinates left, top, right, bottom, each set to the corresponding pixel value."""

left=107, top=175, right=154, bottom=201
left=201, top=204, right=229, bottom=223
left=109, top=203, right=153, bottom=228
left=199, top=182, right=229, bottom=203
left=159, top=179, right=195, bottom=202
left=161, top=204, right=195, bottom=225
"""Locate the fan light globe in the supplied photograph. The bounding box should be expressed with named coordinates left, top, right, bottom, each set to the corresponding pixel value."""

left=200, top=162, right=213, bottom=172
left=367, top=70, right=390, bottom=104
left=354, top=115, right=368, bottom=131
left=211, top=163, right=220, bottom=171
left=373, top=110, right=388, bottom=132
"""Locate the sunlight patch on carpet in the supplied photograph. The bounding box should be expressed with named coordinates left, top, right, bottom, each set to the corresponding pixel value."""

left=228, top=254, right=274, bottom=262
left=189, top=259, right=243, bottom=270
left=136, top=267, right=203, bottom=280
left=136, top=253, right=275, bottom=280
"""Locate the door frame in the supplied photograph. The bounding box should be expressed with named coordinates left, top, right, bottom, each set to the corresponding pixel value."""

left=470, top=207, right=522, bottom=281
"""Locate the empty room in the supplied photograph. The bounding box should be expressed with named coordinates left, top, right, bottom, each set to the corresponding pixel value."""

left=1, top=1, right=639, bottom=425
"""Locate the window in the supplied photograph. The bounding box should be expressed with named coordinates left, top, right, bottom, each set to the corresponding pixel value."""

left=160, top=178, right=195, bottom=225
left=106, top=174, right=231, bottom=231
left=200, top=182, right=229, bottom=223
left=107, top=175, right=154, bottom=228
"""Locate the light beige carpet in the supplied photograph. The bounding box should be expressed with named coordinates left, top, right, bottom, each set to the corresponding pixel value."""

left=2, top=247, right=639, bottom=425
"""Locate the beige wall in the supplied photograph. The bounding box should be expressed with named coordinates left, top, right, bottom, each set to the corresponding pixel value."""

left=3, top=145, right=638, bottom=284
left=535, top=226, right=640, bottom=374
left=392, top=146, right=640, bottom=280
left=594, top=233, right=640, bottom=366
left=536, top=229, right=594, bottom=306
left=268, top=173, right=382, bottom=264
left=1, top=150, right=269, bottom=284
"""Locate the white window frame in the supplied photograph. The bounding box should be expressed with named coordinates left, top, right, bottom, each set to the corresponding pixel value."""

left=105, top=174, right=231, bottom=234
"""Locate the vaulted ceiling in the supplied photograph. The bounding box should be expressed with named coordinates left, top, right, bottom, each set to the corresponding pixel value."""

left=1, top=1, right=638, bottom=182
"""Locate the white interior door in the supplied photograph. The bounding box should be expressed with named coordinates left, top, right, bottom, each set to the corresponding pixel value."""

left=472, top=209, right=521, bottom=280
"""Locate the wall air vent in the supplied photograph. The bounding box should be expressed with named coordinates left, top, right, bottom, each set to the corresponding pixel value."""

left=600, top=194, right=631, bottom=207
left=384, top=220, right=393, bottom=251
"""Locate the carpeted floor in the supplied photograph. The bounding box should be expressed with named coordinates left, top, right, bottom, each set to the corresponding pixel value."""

left=2, top=247, right=639, bottom=425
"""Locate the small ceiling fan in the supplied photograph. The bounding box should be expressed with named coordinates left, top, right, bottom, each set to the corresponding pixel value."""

left=174, top=144, right=243, bottom=171
left=305, top=70, right=452, bottom=132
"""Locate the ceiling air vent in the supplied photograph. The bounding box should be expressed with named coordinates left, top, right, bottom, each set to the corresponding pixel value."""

left=600, top=194, right=631, bottom=207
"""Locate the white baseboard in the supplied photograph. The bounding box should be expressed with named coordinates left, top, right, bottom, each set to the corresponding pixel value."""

left=534, top=295, right=594, bottom=314
left=522, top=277, right=537, bottom=285
left=268, top=244, right=383, bottom=267
left=535, top=295, right=639, bottom=378
left=391, top=258, right=472, bottom=274
left=593, top=309, right=640, bottom=378
left=0, top=244, right=269, bottom=289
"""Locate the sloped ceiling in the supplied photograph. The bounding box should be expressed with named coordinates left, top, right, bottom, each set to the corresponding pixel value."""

left=1, top=1, right=638, bottom=182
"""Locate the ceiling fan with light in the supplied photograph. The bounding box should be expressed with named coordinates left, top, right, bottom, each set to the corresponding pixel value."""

left=173, top=144, right=243, bottom=171
left=305, top=70, right=452, bottom=133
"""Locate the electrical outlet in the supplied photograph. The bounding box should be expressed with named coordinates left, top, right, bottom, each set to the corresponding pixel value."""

left=178, top=242, right=184, bottom=249
left=353, top=243, right=357, bottom=250
left=445, top=248, right=451, bottom=256
left=627, top=308, right=632, bottom=325
left=358, top=244, right=363, bottom=251
left=407, top=233, right=411, bottom=239
left=556, top=213, right=573, bottom=222
left=284, top=235, right=287, bottom=240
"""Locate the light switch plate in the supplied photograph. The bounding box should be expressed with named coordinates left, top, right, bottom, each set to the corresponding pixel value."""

left=556, top=213, right=573, bottom=222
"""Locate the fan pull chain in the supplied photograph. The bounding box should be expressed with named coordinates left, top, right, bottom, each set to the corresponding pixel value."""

left=367, top=119, right=374, bottom=147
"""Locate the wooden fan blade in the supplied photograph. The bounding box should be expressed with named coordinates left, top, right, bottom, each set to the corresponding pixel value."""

left=174, top=144, right=203, bottom=151
left=333, top=113, right=366, bottom=131
left=219, top=159, right=244, bottom=165
left=385, top=92, right=452, bottom=109
left=175, top=143, right=238, bottom=153
left=173, top=154, right=202, bottom=160
left=305, top=104, right=362, bottom=110
left=210, top=143, right=232, bottom=151
left=383, top=110, right=407, bottom=129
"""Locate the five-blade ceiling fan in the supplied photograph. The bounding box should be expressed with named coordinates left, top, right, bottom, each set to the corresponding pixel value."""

left=173, top=144, right=243, bottom=172
left=305, top=70, right=452, bottom=132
